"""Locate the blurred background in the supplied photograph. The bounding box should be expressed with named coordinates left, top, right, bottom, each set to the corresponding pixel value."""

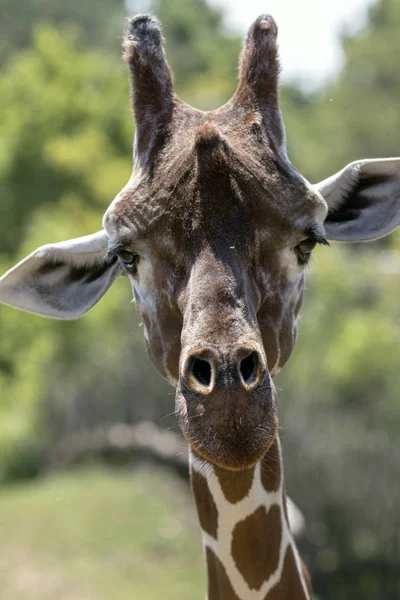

left=0, top=0, right=399, bottom=598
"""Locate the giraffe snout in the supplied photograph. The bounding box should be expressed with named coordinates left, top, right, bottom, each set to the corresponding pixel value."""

left=176, top=342, right=277, bottom=469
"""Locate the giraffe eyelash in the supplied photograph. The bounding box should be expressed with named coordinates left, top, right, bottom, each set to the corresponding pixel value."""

left=295, top=235, right=329, bottom=266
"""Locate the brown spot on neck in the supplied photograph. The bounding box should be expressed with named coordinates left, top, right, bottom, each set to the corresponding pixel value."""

left=231, top=505, right=282, bottom=590
left=261, top=437, right=281, bottom=492
left=265, top=545, right=310, bottom=599
left=206, top=547, right=241, bottom=600
left=214, top=465, right=255, bottom=503
left=191, top=469, right=218, bottom=539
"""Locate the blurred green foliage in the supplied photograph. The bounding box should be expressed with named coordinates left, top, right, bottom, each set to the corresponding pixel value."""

left=0, top=25, right=132, bottom=255
left=283, top=0, right=400, bottom=180
left=0, top=0, right=126, bottom=61
left=0, top=464, right=205, bottom=599
left=0, top=0, right=399, bottom=598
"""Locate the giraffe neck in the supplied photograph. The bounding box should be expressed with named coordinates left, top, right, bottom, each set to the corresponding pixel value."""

left=189, top=436, right=310, bottom=600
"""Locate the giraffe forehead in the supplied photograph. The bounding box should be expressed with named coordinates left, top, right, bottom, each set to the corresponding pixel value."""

left=104, top=124, right=326, bottom=253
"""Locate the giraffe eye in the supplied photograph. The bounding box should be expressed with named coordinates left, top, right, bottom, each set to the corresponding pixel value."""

left=118, top=249, right=138, bottom=270
left=294, top=239, right=317, bottom=266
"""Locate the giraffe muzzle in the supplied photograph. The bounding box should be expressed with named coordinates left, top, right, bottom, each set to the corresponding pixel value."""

left=176, top=344, right=279, bottom=470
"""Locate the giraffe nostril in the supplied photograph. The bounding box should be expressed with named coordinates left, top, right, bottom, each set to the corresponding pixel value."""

left=239, top=351, right=259, bottom=384
left=190, top=357, right=212, bottom=387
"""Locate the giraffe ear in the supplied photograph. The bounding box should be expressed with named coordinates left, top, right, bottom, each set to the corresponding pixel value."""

left=0, top=231, right=120, bottom=319
left=315, top=158, right=400, bottom=242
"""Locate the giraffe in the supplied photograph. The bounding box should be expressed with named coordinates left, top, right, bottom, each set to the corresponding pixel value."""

left=1, top=13, right=400, bottom=599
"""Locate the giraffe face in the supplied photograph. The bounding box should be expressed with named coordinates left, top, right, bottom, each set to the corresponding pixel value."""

left=104, top=110, right=327, bottom=471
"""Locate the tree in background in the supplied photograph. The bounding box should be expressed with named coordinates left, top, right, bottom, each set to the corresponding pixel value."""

left=283, top=0, right=400, bottom=184
left=152, top=0, right=239, bottom=107
left=0, top=0, right=126, bottom=61
left=0, top=26, right=132, bottom=256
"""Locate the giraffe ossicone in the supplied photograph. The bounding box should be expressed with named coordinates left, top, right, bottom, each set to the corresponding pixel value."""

left=0, top=12, right=399, bottom=599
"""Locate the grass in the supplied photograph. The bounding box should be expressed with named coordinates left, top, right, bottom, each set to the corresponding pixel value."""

left=0, top=463, right=206, bottom=599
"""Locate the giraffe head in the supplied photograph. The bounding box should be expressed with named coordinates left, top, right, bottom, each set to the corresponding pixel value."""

left=1, top=15, right=400, bottom=471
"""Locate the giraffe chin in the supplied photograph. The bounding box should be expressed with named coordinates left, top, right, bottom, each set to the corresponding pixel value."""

left=188, top=429, right=278, bottom=471
left=176, top=387, right=279, bottom=471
